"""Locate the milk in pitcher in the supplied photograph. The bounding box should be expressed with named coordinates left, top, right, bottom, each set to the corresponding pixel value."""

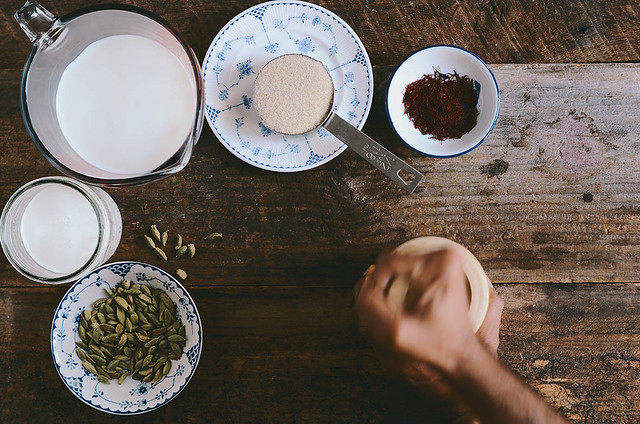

left=55, top=34, right=197, bottom=175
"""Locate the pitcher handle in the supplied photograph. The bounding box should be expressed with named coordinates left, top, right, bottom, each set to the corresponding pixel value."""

left=15, top=0, right=62, bottom=46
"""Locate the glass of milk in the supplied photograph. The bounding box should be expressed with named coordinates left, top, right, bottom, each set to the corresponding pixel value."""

left=15, top=1, right=204, bottom=186
left=0, top=177, right=122, bottom=284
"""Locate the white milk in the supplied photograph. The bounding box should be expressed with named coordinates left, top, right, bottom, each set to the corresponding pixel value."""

left=55, top=35, right=196, bottom=175
left=20, top=184, right=99, bottom=274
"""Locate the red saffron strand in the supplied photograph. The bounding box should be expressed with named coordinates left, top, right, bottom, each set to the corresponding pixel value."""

left=402, top=70, right=479, bottom=140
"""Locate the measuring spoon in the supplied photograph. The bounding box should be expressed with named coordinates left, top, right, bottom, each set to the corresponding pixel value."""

left=253, top=54, right=424, bottom=194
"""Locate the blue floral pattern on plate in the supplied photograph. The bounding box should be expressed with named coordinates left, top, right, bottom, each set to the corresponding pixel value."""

left=51, top=262, right=203, bottom=415
left=202, top=0, right=373, bottom=172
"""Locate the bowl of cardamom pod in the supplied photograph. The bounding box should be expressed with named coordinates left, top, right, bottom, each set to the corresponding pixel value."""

left=51, top=261, right=202, bottom=414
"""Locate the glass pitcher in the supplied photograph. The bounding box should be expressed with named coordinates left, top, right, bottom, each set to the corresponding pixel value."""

left=15, top=1, right=204, bottom=186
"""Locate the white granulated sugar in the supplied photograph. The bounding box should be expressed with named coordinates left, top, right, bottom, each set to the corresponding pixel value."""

left=253, top=54, right=334, bottom=135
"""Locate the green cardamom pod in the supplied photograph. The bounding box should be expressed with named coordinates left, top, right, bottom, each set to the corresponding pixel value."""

left=114, top=297, right=129, bottom=312
left=162, top=361, right=171, bottom=376
left=85, top=364, right=99, bottom=375
left=161, top=230, right=169, bottom=246
left=150, top=225, right=161, bottom=243
left=118, top=371, right=128, bottom=385
left=175, top=245, right=187, bottom=257
left=154, top=247, right=168, bottom=261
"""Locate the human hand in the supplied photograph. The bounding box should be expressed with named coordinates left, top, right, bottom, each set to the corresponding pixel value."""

left=355, top=249, right=475, bottom=372
left=355, top=249, right=504, bottom=423
left=356, top=252, right=564, bottom=424
left=476, top=282, right=504, bottom=356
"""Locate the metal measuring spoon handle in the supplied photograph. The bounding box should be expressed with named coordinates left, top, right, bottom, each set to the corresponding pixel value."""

left=324, top=113, right=424, bottom=193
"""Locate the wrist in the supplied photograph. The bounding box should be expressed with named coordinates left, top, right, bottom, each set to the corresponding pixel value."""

left=440, top=335, right=488, bottom=381
left=439, top=336, right=569, bottom=424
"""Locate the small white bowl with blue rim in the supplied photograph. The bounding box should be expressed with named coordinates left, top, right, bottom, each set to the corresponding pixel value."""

left=386, top=45, right=499, bottom=157
left=51, top=261, right=202, bottom=415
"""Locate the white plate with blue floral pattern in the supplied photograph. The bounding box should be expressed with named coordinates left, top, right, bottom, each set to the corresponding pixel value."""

left=51, top=262, right=202, bottom=415
left=202, top=0, right=373, bottom=172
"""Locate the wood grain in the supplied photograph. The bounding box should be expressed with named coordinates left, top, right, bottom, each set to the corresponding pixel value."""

left=4, top=65, right=640, bottom=285
left=1, top=0, right=640, bottom=422
left=1, top=283, right=639, bottom=423
left=363, top=63, right=640, bottom=283
left=2, top=0, right=639, bottom=71
left=497, top=283, right=640, bottom=423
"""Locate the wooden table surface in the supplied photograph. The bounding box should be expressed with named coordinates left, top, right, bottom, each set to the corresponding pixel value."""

left=2, top=0, right=640, bottom=422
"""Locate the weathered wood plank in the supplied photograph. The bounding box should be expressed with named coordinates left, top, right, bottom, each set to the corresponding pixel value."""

left=3, top=65, right=640, bottom=284
left=1, top=0, right=639, bottom=71
left=497, top=283, right=640, bottom=423
left=1, top=1, right=639, bottom=423
left=1, top=283, right=639, bottom=423
left=335, top=0, right=640, bottom=65
left=361, top=63, right=640, bottom=283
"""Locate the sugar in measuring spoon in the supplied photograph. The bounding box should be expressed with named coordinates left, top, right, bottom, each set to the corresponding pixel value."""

left=253, top=54, right=424, bottom=193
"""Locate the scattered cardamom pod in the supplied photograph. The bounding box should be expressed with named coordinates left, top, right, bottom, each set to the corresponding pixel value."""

left=176, top=269, right=187, bottom=280
left=204, top=232, right=223, bottom=239
left=150, top=224, right=161, bottom=243
left=175, top=234, right=183, bottom=250
left=187, top=243, right=196, bottom=258
left=154, top=247, right=168, bottom=261
left=176, top=245, right=187, bottom=257
left=143, top=235, right=156, bottom=249
left=161, top=230, right=169, bottom=247
left=75, top=279, right=187, bottom=385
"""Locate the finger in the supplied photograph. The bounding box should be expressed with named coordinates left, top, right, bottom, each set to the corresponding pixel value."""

left=374, top=250, right=466, bottom=314
left=368, top=250, right=401, bottom=296
left=475, top=279, right=504, bottom=355
left=354, top=264, right=376, bottom=300
left=408, top=249, right=464, bottom=289
left=452, top=412, right=481, bottom=424
left=409, top=250, right=466, bottom=311
left=374, top=251, right=442, bottom=311
left=355, top=286, right=398, bottom=346
left=404, top=276, right=440, bottom=313
left=374, top=250, right=450, bottom=296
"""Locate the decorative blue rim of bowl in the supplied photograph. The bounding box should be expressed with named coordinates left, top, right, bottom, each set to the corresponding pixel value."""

left=385, top=44, right=500, bottom=158
left=201, top=0, right=374, bottom=172
left=50, top=261, right=202, bottom=415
